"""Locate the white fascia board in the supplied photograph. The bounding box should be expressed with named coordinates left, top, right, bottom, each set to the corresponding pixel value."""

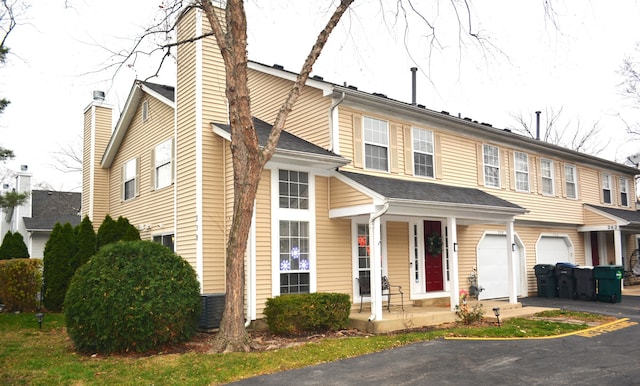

left=247, top=61, right=334, bottom=96
left=101, top=84, right=144, bottom=168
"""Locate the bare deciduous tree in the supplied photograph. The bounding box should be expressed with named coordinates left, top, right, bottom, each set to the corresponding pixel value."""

left=508, top=107, right=609, bottom=156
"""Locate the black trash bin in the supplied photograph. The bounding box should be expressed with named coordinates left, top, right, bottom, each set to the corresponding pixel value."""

left=574, top=266, right=596, bottom=301
left=594, top=265, right=623, bottom=303
left=555, top=262, right=576, bottom=299
left=534, top=264, right=557, bottom=298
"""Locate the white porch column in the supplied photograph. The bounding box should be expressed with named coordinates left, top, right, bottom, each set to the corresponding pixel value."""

left=506, top=220, right=517, bottom=304
left=369, top=215, right=384, bottom=320
left=447, top=217, right=460, bottom=311
left=614, top=229, right=623, bottom=266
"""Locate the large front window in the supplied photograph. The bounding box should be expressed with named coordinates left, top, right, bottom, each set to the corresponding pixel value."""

left=540, top=158, right=554, bottom=195
left=413, top=127, right=434, bottom=178
left=564, top=164, right=577, bottom=199
left=514, top=151, right=529, bottom=192
left=123, top=158, right=137, bottom=200
left=483, top=144, right=500, bottom=188
left=363, top=116, right=389, bottom=171
left=278, top=169, right=311, bottom=294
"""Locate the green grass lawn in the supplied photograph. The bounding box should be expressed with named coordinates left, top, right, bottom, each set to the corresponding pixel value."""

left=0, top=310, right=612, bottom=385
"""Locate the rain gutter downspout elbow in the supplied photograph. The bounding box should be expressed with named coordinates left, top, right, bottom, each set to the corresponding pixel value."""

left=368, top=201, right=390, bottom=322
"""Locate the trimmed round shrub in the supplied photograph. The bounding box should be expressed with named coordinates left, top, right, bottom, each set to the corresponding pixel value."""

left=64, top=241, right=201, bottom=354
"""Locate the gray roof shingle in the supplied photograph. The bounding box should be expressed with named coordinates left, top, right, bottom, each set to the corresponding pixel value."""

left=22, top=190, right=81, bottom=231
left=339, top=171, right=524, bottom=210
left=140, top=81, right=175, bottom=102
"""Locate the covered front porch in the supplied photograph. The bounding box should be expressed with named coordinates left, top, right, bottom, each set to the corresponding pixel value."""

left=349, top=299, right=553, bottom=333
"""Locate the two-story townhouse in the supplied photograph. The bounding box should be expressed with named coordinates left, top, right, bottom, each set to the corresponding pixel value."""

left=82, top=6, right=639, bottom=328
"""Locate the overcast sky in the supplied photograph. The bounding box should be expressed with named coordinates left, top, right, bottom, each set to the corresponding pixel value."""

left=2, top=1, right=640, bottom=192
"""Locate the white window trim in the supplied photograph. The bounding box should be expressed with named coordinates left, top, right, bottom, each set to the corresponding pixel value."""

left=351, top=217, right=388, bottom=303
left=154, top=139, right=173, bottom=190
left=602, top=174, right=612, bottom=204
left=482, top=143, right=500, bottom=188
left=412, top=127, right=435, bottom=178
left=123, top=158, right=137, bottom=201
left=564, top=164, right=578, bottom=199
left=540, top=158, right=555, bottom=196
left=514, top=151, right=529, bottom=192
left=270, top=167, right=316, bottom=296
left=620, top=177, right=630, bottom=207
left=363, top=116, right=390, bottom=172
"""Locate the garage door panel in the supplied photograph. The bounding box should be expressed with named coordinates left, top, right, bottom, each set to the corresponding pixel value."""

left=537, top=236, right=571, bottom=265
left=477, top=234, right=522, bottom=300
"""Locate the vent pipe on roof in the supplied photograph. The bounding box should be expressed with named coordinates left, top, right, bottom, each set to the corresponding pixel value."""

left=535, top=110, right=541, bottom=140
left=410, top=67, right=418, bottom=105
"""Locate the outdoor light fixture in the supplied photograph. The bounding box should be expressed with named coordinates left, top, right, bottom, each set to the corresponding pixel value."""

left=453, top=242, right=458, bottom=252
left=35, top=311, right=44, bottom=329
left=511, top=243, right=516, bottom=252
left=35, top=285, right=44, bottom=330
left=493, top=307, right=501, bottom=327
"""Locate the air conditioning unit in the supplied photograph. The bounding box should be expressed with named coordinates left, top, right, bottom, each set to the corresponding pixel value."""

left=199, top=293, right=225, bottom=331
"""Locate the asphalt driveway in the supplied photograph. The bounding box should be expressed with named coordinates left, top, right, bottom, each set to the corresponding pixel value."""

left=229, top=293, right=640, bottom=385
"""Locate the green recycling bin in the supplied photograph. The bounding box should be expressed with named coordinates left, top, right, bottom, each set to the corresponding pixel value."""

left=593, top=265, right=623, bottom=303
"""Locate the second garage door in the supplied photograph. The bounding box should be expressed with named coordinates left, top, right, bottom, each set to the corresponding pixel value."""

left=477, top=234, right=523, bottom=300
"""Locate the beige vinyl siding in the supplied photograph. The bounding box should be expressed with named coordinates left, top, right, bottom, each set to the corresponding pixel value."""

left=248, top=70, right=331, bottom=148
left=254, top=169, right=272, bottom=317
left=385, top=221, right=410, bottom=296
left=105, top=97, right=175, bottom=243
left=175, top=9, right=198, bottom=269
left=315, top=176, right=353, bottom=296
left=330, top=178, right=372, bottom=209
left=82, top=105, right=112, bottom=225
left=584, top=209, right=615, bottom=226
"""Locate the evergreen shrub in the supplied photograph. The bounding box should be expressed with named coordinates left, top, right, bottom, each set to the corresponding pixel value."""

left=0, top=231, right=29, bottom=260
left=42, top=223, right=77, bottom=311
left=264, top=292, right=351, bottom=335
left=0, top=258, right=42, bottom=312
left=64, top=241, right=201, bottom=354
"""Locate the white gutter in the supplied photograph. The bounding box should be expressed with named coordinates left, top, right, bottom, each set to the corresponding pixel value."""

left=368, top=201, right=389, bottom=322
left=328, top=92, right=345, bottom=152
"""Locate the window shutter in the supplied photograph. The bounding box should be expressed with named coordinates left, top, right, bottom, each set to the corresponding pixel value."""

left=135, top=157, right=141, bottom=197
left=575, top=166, right=581, bottom=199
left=509, top=151, right=516, bottom=191
left=613, top=176, right=619, bottom=206
left=150, top=148, right=156, bottom=191
left=476, top=143, right=484, bottom=186
left=500, top=149, right=507, bottom=189
left=389, top=123, right=398, bottom=173
left=559, top=163, right=565, bottom=198
left=403, top=126, right=413, bottom=175
left=352, top=114, right=363, bottom=168
left=598, top=172, right=604, bottom=204
left=434, top=132, right=442, bottom=180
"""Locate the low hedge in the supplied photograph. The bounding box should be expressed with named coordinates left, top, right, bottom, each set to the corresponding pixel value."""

left=264, top=292, right=351, bottom=335
left=0, top=258, right=43, bottom=312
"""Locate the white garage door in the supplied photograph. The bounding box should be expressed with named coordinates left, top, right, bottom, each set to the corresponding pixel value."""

left=537, top=236, right=571, bottom=265
left=477, top=234, right=523, bottom=300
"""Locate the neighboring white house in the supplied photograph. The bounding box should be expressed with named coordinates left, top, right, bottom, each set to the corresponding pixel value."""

left=0, top=167, right=81, bottom=258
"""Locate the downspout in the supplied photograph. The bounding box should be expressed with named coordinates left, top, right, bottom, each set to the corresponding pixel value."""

left=328, top=92, right=345, bottom=152
left=368, top=201, right=390, bottom=322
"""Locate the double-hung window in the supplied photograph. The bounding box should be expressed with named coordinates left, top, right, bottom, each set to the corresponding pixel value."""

left=483, top=144, right=500, bottom=188
left=514, top=151, right=529, bottom=192
left=564, top=164, right=578, bottom=199
left=413, top=127, right=434, bottom=178
left=540, top=158, right=554, bottom=195
left=153, top=233, right=175, bottom=251
left=278, top=170, right=310, bottom=294
left=363, top=116, right=389, bottom=171
left=620, top=177, right=630, bottom=207
left=154, top=139, right=172, bottom=190
left=123, top=158, right=137, bottom=200
left=602, top=174, right=612, bottom=204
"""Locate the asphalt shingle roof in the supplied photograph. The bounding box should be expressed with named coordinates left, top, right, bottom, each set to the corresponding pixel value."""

left=339, top=171, right=524, bottom=210
left=215, top=117, right=346, bottom=159
left=587, top=204, right=640, bottom=224
left=22, top=190, right=81, bottom=231
left=141, top=81, right=175, bottom=102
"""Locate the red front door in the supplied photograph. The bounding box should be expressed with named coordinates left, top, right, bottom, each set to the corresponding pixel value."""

left=424, top=220, right=443, bottom=291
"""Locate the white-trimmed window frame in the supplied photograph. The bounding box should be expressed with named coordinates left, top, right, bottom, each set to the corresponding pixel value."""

left=514, top=151, right=529, bottom=192
left=620, top=177, right=630, bottom=207
left=540, top=158, right=555, bottom=196
left=363, top=116, right=389, bottom=172
left=564, top=164, right=578, bottom=199
left=153, top=232, right=175, bottom=251
left=483, top=143, right=500, bottom=188
left=412, top=127, right=435, bottom=178
left=123, top=158, right=137, bottom=201
left=271, top=166, right=316, bottom=296
left=602, top=174, right=612, bottom=204
left=154, top=139, right=173, bottom=190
